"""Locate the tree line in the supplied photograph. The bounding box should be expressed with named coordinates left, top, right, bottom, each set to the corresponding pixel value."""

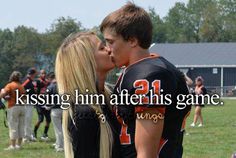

left=0, top=0, right=235, bottom=87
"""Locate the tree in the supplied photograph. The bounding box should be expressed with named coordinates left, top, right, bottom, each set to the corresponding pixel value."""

left=148, top=8, right=167, bottom=43
left=43, top=16, right=83, bottom=55
left=218, top=0, right=236, bottom=41
left=198, top=1, right=223, bottom=42
left=0, top=29, right=15, bottom=87
left=39, top=17, right=83, bottom=72
left=164, top=0, right=232, bottom=42
left=185, top=0, right=221, bottom=42
left=164, top=2, right=190, bottom=42
left=12, top=26, right=41, bottom=74
left=0, top=26, right=43, bottom=87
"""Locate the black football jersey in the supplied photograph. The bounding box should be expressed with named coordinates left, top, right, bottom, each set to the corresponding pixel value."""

left=113, top=54, right=191, bottom=158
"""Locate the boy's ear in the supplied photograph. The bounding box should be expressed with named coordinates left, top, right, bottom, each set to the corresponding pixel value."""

left=128, top=37, right=138, bottom=48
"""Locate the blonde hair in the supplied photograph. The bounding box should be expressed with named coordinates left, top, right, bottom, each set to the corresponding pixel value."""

left=55, top=32, right=113, bottom=158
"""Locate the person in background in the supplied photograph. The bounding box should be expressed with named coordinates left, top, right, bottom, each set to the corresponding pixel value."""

left=33, top=69, right=51, bottom=140
left=232, top=152, right=236, bottom=158
left=0, top=94, right=6, bottom=109
left=185, top=74, right=193, bottom=90
left=190, top=76, right=207, bottom=127
left=0, top=71, right=25, bottom=150
left=22, top=67, right=38, bottom=142
left=175, top=73, right=193, bottom=158
left=46, top=72, right=64, bottom=152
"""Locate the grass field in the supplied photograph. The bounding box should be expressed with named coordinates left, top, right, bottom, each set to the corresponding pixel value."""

left=0, top=100, right=236, bottom=158
left=183, top=99, right=236, bottom=158
left=0, top=108, right=64, bottom=158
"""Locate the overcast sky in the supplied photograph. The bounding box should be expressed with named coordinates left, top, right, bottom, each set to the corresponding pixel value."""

left=0, top=0, right=188, bottom=33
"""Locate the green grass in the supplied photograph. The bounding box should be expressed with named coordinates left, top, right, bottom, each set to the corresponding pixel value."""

left=183, top=99, right=236, bottom=158
left=0, top=100, right=236, bottom=158
left=0, top=108, right=64, bottom=158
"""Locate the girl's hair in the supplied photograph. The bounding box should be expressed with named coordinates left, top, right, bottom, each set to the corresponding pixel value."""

left=9, top=71, right=22, bottom=82
left=55, top=32, right=113, bottom=158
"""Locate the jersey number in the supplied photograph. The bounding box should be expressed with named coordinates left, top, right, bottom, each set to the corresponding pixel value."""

left=133, top=79, right=161, bottom=104
left=119, top=120, right=131, bottom=145
left=119, top=79, right=161, bottom=144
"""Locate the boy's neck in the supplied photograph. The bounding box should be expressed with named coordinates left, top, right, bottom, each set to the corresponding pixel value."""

left=128, top=49, right=150, bottom=66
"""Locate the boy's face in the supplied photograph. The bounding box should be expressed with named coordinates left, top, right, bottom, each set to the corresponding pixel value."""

left=103, top=29, right=131, bottom=68
left=40, top=71, right=46, bottom=79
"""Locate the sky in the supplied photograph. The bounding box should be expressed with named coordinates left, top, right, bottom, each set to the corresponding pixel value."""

left=0, top=0, right=188, bottom=33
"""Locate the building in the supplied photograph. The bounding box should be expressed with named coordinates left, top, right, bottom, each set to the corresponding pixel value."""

left=150, top=43, right=236, bottom=96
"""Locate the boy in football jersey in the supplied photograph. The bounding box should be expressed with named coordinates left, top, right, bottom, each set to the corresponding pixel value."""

left=100, top=2, right=191, bottom=158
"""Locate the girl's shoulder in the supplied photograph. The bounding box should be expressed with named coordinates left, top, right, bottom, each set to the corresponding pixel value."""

left=73, top=105, right=98, bottom=120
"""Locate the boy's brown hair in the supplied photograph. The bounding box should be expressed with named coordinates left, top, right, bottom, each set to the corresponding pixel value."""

left=100, top=2, right=152, bottom=49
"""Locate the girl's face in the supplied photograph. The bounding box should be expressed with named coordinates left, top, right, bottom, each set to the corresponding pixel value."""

left=93, top=37, right=115, bottom=73
left=195, top=80, right=202, bottom=86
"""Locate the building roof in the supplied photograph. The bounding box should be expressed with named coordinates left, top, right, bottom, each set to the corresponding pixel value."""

left=149, top=43, right=236, bottom=68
